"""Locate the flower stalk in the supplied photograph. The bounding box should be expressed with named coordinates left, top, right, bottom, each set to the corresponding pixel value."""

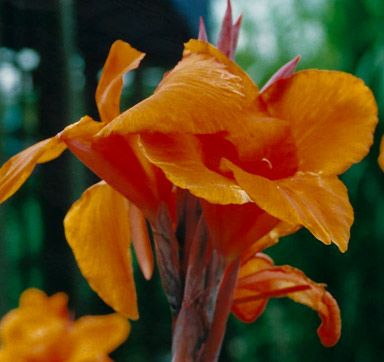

left=167, top=197, right=240, bottom=362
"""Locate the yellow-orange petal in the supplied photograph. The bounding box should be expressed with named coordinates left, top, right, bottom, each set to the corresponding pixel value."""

left=19, top=288, right=68, bottom=320
left=70, top=314, right=130, bottom=361
left=378, top=135, right=384, bottom=171
left=60, top=115, right=105, bottom=141
left=96, top=40, right=145, bottom=123
left=223, top=159, right=353, bottom=252
left=233, top=258, right=341, bottom=347
left=64, top=181, right=138, bottom=319
left=0, top=349, right=17, bottom=362
left=0, top=136, right=66, bottom=203
left=0, top=308, right=70, bottom=359
left=129, top=203, right=154, bottom=280
left=262, top=70, right=378, bottom=175
left=139, top=133, right=250, bottom=205
left=98, top=49, right=260, bottom=139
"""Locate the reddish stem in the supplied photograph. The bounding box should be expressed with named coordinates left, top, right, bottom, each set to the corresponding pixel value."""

left=200, top=257, right=241, bottom=362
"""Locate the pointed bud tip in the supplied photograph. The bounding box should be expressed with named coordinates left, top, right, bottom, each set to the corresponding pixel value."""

left=198, top=17, right=208, bottom=42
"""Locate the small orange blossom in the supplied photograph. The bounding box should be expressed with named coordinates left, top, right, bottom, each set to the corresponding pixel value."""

left=0, top=288, right=129, bottom=362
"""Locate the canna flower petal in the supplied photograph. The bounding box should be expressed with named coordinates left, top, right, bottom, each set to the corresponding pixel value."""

left=262, top=70, right=378, bottom=175
left=96, top=40, right=145, bottom=123
left=223, top=159, right=353, bottom=252
left=0, top=136, right=67, bottom=203
left=0, top=305, right=70, bottom=360
left=60, top=116, right=169, bottom=220
left=64, top=181, right=138, bottom=319
left=138, top=133, right=250, bottom=205
left=231, top=253, right=274, bottom=323
left=70, top=314, right=130, bottom=362
left=19, top=288, right=69, bottom=320
left=98, top=40, right=259, bottom=140
left=233, top=254, right=341, bottom=347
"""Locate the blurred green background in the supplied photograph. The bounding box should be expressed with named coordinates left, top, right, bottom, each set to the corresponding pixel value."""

left=0, top=0, right=383, bottom=361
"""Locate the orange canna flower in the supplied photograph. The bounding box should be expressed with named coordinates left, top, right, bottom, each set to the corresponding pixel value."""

left=95, top=35, right=377, bottom=259
left=0, top=288, right=129, bottom=362
left=0, top=32, right=378, bottom=306
left=0, top=2, right=378, bottom=357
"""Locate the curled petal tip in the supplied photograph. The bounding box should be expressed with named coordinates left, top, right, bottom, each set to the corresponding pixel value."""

left=198, top=17, right=208, bottom=42
left=317, top=292, right=341, bottom=347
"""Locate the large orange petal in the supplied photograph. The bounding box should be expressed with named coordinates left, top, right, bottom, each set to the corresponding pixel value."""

left=60, top=116, right=170, bottom=220
left=139, top=133, right=250, bottom=205
left=96, top=40, right=145, bottom=123
left=98, top=48, right=261, bottom=140
left=223, top=159, right=353, bottom=252
left=234, top=258, right=341, bottom=347
left=64, top=181, right=138, bottom=319
left=0, top=136, right=66, bottom=203
left=70, top=314, right=130, bottom=361
left=262, top=70, right=378, bottom=174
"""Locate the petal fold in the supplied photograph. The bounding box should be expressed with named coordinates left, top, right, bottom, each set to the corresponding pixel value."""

left=96, top=40, right=145, bottom=123
left=0, top=136, right=66, bottom=203
left=224, top=160, right=353, bottom=252
left=139, top=133, right=250, bottom=205
left=64, top=181, right=138, bottom=319
left=262, top=70, right=378, bottom=174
